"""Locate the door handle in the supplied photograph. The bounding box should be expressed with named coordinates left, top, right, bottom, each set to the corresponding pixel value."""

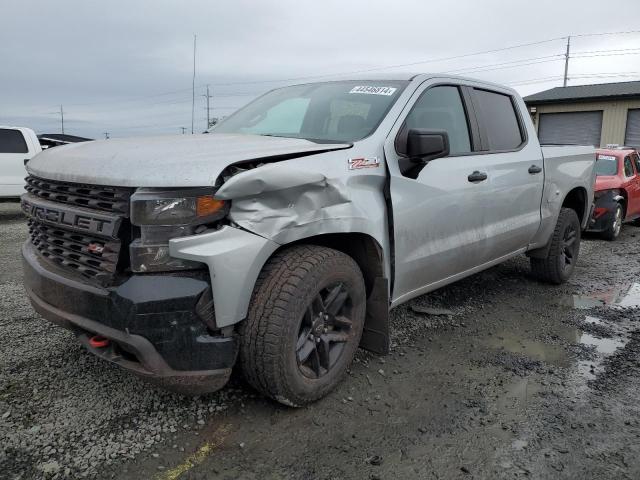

left=528, top=165, right=542, bottom=174
left=467, top=170, right=488, bottom=183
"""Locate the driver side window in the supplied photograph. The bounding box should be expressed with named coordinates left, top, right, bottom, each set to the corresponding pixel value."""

left=624, top=156, right=635, bottom=177
left=401, top=86, right=471, bottom=155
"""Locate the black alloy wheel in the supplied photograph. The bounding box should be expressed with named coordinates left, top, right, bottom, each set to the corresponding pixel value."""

left=296, top=283, right=353, bottom=379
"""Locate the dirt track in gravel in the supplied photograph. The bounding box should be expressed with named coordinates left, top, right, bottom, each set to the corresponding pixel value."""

left=2, top=199, right=640, bottom=479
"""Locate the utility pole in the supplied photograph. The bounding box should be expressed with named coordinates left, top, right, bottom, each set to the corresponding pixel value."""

left=563, top=36, right=571, bottom=87
left=191, top=34, right=197, bottom=134
left=103, top=132, right=110, bottom=139
left=202, top=84, right=213, bottom=129
left=60, top=105, right=65, bottom=134
left=180, top=127, right=186, bottom=134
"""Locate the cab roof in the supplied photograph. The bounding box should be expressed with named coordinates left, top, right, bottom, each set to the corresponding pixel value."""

left=596, top=147, right=637, bottom=157
left=290, top=72, right=517, bottom=94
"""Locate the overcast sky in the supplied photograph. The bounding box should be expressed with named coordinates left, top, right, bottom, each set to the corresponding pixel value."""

left=1, top=0, right=639, bottom=139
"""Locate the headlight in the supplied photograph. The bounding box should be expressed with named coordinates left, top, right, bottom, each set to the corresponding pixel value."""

left=129, top=189, right=227, bottom=273
left=131, top=189, right=226, bottom=226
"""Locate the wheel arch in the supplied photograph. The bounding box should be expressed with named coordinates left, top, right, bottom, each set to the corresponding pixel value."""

left=287, top=233, right=384, bottom=296
left=617, top=188, right=628, bottom=218
left=561, top=186, right=589, bottom=227
left=277, top=232, right=390, bottom=354
left=528, top=186, right=588, bottom=260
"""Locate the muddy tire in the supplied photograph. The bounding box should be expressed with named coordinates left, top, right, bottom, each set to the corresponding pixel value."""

left=602, top=203, right=623, bottom=241
left=530, top=207, right=581, bottom=284
left=239, top=245, right=366, bottom=407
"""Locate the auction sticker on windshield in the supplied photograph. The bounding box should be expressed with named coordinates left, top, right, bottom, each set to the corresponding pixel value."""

left=349, top=86, right=397, bottom=96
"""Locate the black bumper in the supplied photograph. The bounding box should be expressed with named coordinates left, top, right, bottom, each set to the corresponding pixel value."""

left=587, top=192, right=618, bottom=233
left=22, top=242, right=236, bottom=395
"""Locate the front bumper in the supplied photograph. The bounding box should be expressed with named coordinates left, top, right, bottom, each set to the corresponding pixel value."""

left=22, top=241, right=236, bottom=395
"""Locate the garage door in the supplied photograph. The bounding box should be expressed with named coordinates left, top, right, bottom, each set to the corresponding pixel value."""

left=625, top=109, right=640, bottom=148
left=538, top=111, right=603, bottom=146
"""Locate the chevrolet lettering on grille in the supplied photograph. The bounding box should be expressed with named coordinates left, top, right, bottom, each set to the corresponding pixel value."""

left=21, top=194, right=121, bottom=239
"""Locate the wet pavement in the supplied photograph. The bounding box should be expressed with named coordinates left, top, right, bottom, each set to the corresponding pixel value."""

left=2, top=200, right=640, bottom=479
left=118, top=227, right=640, bottom=479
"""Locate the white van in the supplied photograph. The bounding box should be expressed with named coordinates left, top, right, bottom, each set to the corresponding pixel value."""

left=1, top=126, right=42, bottom=198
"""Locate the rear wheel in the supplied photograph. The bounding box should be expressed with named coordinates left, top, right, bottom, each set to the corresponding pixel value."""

left=602, top=203, right=623, bottom=240
left=531, top=207, right=581, bottom=284
left=239, top=245, right=366, bottom=406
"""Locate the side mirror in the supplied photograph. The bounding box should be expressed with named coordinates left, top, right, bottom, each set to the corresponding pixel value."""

left=406, top=129, right=450, bottom=163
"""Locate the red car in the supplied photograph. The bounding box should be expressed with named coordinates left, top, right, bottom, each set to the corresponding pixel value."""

left=589, top=147, right=640, bottom=239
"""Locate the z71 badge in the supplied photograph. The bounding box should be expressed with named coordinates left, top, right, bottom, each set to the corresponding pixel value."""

left=348, top=157, right=380, bottom=170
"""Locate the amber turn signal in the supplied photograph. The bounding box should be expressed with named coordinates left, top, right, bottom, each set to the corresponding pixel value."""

left=196, top=195, right=225, bottom=217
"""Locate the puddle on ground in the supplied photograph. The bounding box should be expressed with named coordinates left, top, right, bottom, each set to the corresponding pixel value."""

left=483, top=318, right=629, bottom=383
left=483, top=332, right=568, bottom=366
left=577, top=331, right=628, bottom=380
left=584, top=315, right=603, bottom=326
left=562, top=283, right=640, bottom=309
left=579, top=333, right=625, bottom=355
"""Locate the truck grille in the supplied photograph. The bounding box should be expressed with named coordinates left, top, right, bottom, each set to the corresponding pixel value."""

left=24, top=175, right=133, bottom=285
left=25, top=175, right=131, bottom=215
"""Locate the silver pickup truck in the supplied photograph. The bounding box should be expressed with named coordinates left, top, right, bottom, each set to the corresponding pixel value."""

left=22, top=74, right=595, bottom=406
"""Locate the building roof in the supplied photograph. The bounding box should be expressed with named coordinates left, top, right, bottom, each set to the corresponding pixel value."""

left=524, top=80, right=640, bottom=105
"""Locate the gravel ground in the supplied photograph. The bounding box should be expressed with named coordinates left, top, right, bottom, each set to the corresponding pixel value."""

left=2, top=199, right=640, bottom=479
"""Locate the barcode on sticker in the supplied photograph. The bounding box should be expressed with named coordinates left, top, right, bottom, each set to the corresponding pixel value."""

left=349, top=86, right=397, bottom=96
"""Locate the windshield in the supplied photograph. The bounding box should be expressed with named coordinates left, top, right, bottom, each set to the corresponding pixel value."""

left=595, top=155, right=618, bottom=176
left=212, top=80, right=408, bottom=143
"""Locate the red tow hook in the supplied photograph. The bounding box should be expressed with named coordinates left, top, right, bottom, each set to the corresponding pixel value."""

left=89, top=335, right=110, bottom=348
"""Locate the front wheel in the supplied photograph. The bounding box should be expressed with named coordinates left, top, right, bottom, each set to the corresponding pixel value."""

left=602, top=203, right=623, bottom=240
left=530, top=207, right=581, bottom=284
left=239, top=245, right=366, bottom=406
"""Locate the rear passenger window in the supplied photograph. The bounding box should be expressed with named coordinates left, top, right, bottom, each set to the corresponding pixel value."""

left=624, top=156, right=635, bottom=177
left=632, top=153, right=640, bottom=173
left=0, top=129, right=28, bottom=154
left=473, top=89, right=524, bottom=151
left=401, top=86, right=471, bottom=155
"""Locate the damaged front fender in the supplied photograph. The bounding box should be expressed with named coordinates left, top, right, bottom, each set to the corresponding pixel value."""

left=215, top=162, right=382, bottom=245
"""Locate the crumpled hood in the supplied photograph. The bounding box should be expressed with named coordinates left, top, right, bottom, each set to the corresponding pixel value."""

left=27, top=133, right=350, bottom=187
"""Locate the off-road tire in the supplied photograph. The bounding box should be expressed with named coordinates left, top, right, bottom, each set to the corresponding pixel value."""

left=239, top=245, right=366, bottom=406
left=602, top=203, right=623, bottom=240
left=530, top=207, right=581, bottom=284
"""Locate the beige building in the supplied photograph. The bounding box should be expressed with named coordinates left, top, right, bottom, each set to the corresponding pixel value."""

left=524, top=81, right=640, bottom=148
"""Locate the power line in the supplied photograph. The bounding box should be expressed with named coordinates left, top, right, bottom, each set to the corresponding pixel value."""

left=21, top=29, right=640, bottom=113
left=572, top=29, right=640, bottom=38
left=572, top=51, right=640, bottom=58
left=52, top=48, right=640, bottom=118
left=191, top=34, right=197, bottom=135
left=445, top=54, right=565, bottom=75
left=206, top=37, right=569, bottom=88
left=19, top=36, right=567, bottom=112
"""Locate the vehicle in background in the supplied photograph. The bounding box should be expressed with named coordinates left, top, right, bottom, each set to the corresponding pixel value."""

left=38, top=133, right=92, bottom=150
left=22, top=74, right=595, bottom=406
left=0, top=126, right=42, bottom=198
left=589, top=147, right=640, bottom=240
